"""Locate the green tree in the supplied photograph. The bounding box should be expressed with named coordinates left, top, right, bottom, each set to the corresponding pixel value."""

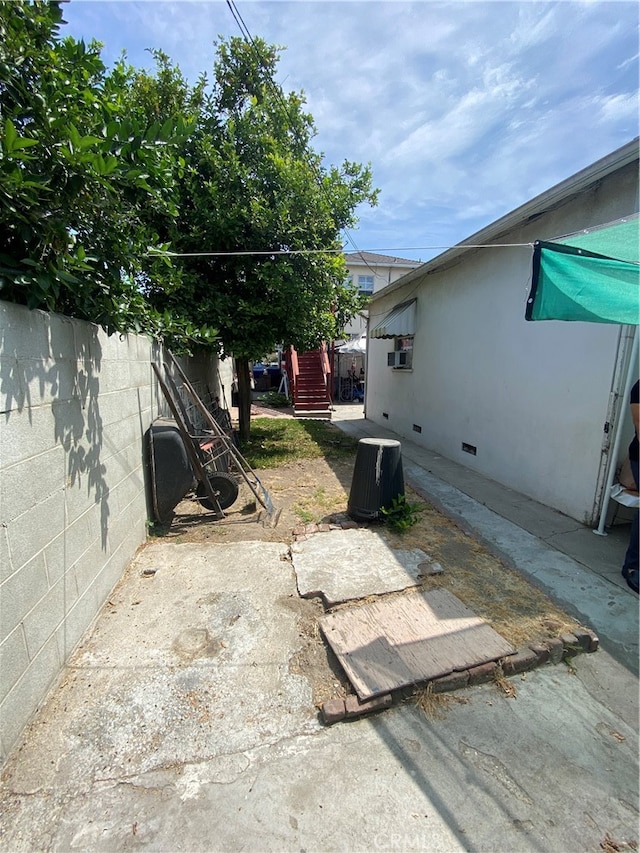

left=0, top=8, right=376, bottom=440
left=0, top=1, right=216, bottom=345
left=139, top=38, right=378, bottom=440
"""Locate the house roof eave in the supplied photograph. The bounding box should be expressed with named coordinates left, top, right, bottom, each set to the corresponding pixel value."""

left=344, top=251, right=422, bottom=268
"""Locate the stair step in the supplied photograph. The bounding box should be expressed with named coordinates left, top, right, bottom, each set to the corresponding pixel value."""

left=294, top=401, right=331, bottom=410
left=294, top=410, right=332, bottom=420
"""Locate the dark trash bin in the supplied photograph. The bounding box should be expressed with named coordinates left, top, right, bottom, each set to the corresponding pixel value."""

left=266, top=365, right=282, bottom=388
left=252, top=363, right=269, bottom=391
left=147, top=418, right=196, bottom=524
left=348, top=438, right=404, bottom=521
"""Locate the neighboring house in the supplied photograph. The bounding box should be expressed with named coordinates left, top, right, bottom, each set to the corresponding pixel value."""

left=365, top=139, right=639, bottom=525
left=342, top=252, right=421, bottom=338
left=333, top=252, right=421, bottom=394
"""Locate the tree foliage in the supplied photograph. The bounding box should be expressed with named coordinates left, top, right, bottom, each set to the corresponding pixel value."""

left=138, top=38, right=377, bottom=359
left=0, top=7, right=378, bottom=437
left=0, top=1, right=215, bottom=344
left=134, top=38, right=378, bottom=437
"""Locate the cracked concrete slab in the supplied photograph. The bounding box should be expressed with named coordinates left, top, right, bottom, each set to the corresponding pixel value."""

left=0, top=538, right=638, bottom=853
left=3, top=542, right=321, bottom=798
left=2, top=658, right=637, bottom=852
left=291, top=527, right=433, bottom=605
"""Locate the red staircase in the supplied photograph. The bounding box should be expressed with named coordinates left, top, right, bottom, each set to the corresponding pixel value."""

left=289, top=346, right=332, bottom=420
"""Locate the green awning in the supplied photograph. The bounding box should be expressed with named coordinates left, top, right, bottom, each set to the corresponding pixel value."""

left=526, top=215, right=640, bottom=324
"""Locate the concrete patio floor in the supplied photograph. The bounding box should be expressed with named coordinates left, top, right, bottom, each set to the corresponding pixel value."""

left=0, top=406, right=638, bottom=853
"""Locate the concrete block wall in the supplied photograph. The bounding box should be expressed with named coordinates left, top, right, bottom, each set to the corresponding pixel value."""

left=0, top=301, right=226, bottom=761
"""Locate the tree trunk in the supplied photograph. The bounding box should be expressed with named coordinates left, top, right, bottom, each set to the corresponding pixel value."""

left=236, top=355, right=252, bottom=444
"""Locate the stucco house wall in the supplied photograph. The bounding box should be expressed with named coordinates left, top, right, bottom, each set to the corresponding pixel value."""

left=0, top=301, right=230, bottom=761
left=366, top=149, right=638, bottom=524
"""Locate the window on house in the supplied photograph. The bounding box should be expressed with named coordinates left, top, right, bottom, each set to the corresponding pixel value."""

left=358, top=275, right=374, bottom=297
left=387, top=336, right=414, bottom=369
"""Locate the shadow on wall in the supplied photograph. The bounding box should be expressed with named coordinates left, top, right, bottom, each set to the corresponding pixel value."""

left=1, top=309, right=111, bottom=550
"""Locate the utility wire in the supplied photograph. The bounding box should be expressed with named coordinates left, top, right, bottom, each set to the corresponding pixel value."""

left=148, top=242, right=534, bottom=259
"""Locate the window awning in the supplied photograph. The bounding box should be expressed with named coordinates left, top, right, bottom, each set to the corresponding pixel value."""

left=370, top=299, right=417, bottom=338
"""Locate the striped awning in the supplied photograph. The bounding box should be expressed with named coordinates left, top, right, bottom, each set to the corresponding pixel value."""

left=370, top=299, right=416, bottom=339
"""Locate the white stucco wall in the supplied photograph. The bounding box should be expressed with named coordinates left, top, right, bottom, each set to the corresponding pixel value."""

left=347, top=262, right=418, bottom=294
left=366, top=162, right=638, bottom=523
left=0, top=301, right=227, bottom=761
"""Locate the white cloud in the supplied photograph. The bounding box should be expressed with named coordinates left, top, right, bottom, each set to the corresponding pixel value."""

left=596, top=92, right=639, bottom=124
left=61, top=0, right=639, bottom=256
left=386, top=62, right=531, bottom=166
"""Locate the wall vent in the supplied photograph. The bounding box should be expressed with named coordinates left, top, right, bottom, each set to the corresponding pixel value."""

left=462, top=442, right=477, bottom=456
left=412, top=424, right=422, bottom=434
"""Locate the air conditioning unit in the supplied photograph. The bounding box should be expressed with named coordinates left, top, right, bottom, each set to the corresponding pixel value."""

left=387, top=351, right=409, bottom=368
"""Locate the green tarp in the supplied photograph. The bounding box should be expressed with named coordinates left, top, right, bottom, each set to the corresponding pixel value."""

left=526, top=215, right=639, bottom=324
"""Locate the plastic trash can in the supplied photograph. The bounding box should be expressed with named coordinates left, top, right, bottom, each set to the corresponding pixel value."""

left=347, top=438, right=404, bottom=521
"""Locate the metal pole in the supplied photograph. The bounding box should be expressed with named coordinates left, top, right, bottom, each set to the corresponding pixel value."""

left=594, top=328, right=639, bottom=535
left=364, top=315, right=370, bottom=418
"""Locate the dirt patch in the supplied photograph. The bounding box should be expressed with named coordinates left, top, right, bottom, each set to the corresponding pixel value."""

left=162, top=455, right=352, bottom=546
left=278, top=592, right=352, bottom=705
left=151, top=417, right=584, bottom=704
left=382, top=498, right=580, bottom=649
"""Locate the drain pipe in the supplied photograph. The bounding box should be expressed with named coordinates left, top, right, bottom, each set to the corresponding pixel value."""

left=594, top=327, right=638, bottom=536
left=364, top=313, right=370, bottom=419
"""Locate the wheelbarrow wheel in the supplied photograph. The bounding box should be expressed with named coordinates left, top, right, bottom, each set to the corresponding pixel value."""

left=196, top=472, right=239, bottom=511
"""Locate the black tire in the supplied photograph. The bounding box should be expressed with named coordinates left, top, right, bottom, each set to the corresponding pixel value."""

left=196, top=472, right=239, bottom=511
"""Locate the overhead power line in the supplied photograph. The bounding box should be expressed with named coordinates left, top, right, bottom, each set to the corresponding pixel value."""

left=148, top=242, right=534, bottom=259
left=224, top=0, right=380, bottom=276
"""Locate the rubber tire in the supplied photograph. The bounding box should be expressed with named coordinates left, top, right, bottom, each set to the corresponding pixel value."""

left=196, top=472, right=239, bottom=511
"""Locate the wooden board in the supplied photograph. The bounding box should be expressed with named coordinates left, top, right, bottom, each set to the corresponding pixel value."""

left=319, top=588, right=515, bottom=700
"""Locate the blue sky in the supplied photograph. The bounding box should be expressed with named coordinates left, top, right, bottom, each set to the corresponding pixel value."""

left=61, top=1, right=639, bottom=262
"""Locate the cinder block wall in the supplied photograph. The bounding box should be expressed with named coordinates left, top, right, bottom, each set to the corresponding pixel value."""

left=0, top=301, right=227, bottom=761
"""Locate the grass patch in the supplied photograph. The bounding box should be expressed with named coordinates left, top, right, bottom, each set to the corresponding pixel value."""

left=414, top=683, right=470, bottom=719
left=293, top=486, right=347, bottom=524
left=255, top=391, right=291, bottom=408
left=242, top=418, right=359, bottom=469
left=293, top=506, right=315, bottom=524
